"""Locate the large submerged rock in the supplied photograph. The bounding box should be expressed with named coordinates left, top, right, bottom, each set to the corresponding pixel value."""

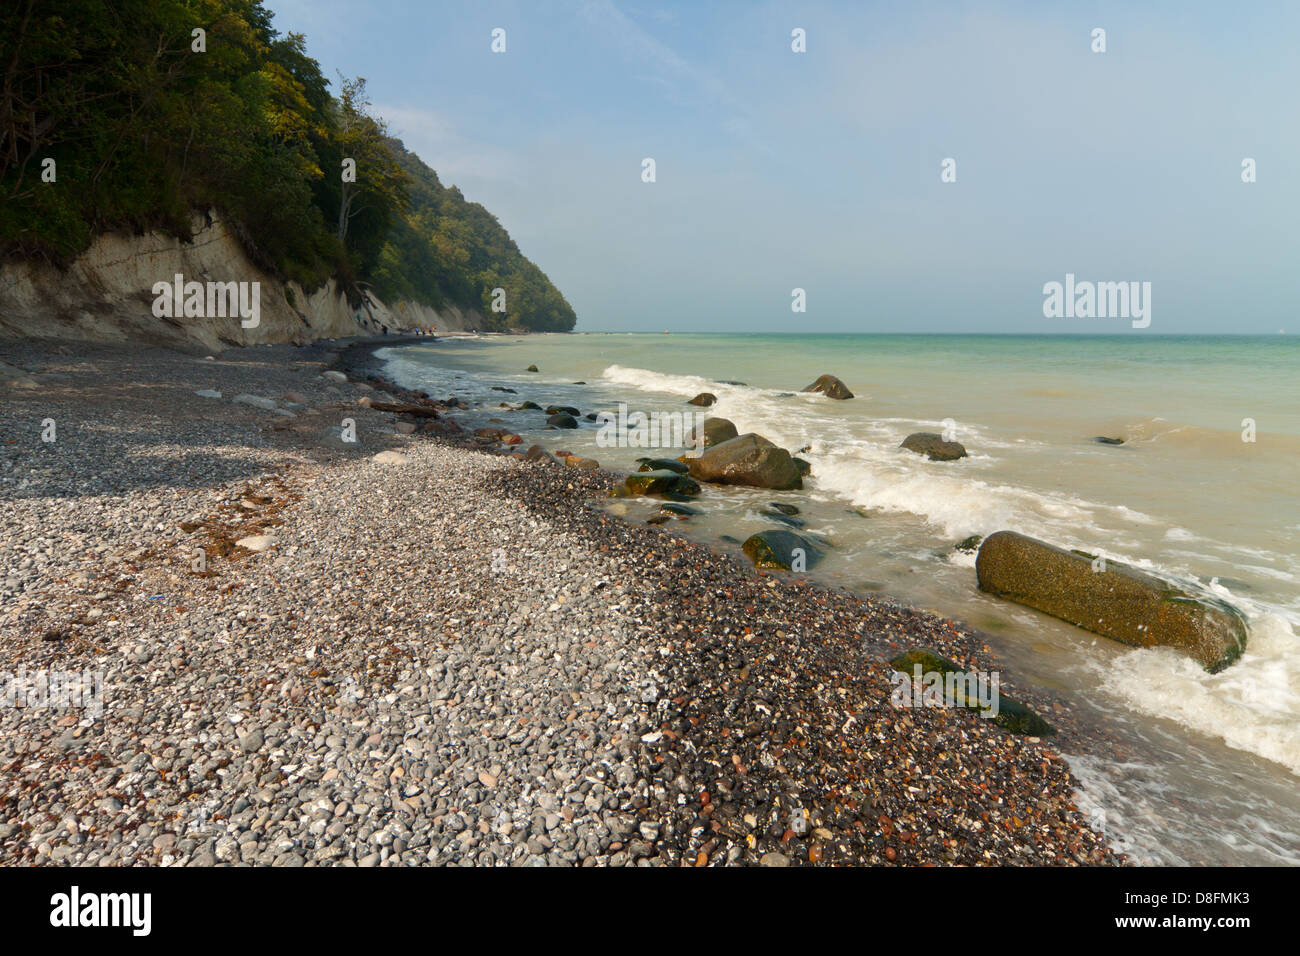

left=900, top=432, right=968, bottom=461
left=686, top=433, right=802, bottom=490
left=801, top=374, right=854, bottom=400
left=975, top=531, right=1247, bottom=672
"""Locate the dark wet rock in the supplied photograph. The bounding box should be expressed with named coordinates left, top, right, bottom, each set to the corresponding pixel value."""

left=660, top=490, right=698, bottom=503
left=768, top=502, right=800, bottom=516
left=687, top=433, right=803, bottom=490
left=976, top=530, right=1248, bottom=672
left=954, top=535, right=983, bottom=554
left=801, top=373, right=854, bottom=400
left=760, top=507, right=805, bottom=528
left=685, top=417, right=739, bottom=449
left=688, top=392, right=717, bottom=407
left=775, top=392, right=795, bottom=398
left=741, top=530, right=823, bottom=570
left=638, top=458, right=688, bottom=475
left=900, top=432, right=968, bottom=461
left=889, top=649, right=1055, bottom=736
left=793, top=457, right=812, bottom=477
left=491, top=386, right=517, bottom=393
left=660, top=503, right=700, bottom=517
left=546, top=413, right=578, bottom=429
left=584, top=413, right=598, bottom=421
left=1092, top=436, right=1125, bottom=445
left=647, top=515, right=671, bottom=525
left=718, top=534, right=741, bottom=544
left=518, top=400, right=542, bottom=410
left=716, top=380, right=747, bottom=386
left=625, top=470, right=701, bottom=497
left=572, top=381, right=586, bottom=384
left=526, top=364, right=539, bottom=372
left=367, top=399, right=439, bottom=418
left=545, top=405, right=580, bottom=417
left=473, top=427, right=509, bottom=442
left=564, top=456, right=600, bottom=471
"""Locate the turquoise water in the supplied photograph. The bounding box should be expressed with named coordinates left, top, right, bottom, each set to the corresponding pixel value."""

left=378, top=332, right=1300, bottom=865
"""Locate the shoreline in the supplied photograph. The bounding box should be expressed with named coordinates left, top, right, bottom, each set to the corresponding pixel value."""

left=0, top=336, right=1116, bottom=865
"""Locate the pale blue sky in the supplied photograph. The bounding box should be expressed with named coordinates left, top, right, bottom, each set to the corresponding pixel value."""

left=269, top=0, right=1298, bottom=333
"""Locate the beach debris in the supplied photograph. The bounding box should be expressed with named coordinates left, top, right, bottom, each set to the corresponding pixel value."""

left=900, top=432, right=968, bottom=461
left=975, top=530, right=1248, bottom=672
left=232, top=393, right=278, bottom=411
left=367, top=400, right=439, bottom=418
left=800, top=373, right=855, bottom=399
left=686, top=433, right=803, bottom=490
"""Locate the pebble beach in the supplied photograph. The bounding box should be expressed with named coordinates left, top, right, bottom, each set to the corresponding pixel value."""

left=0, top=338, right=1117, bottom=866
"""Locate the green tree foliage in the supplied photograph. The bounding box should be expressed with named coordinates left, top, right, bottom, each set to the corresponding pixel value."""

left=369, top=140, right=576, bottom=331
left=0, top=0, right=574, bottom=331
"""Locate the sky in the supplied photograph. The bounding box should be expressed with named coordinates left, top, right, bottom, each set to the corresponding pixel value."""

left=266, top=0, right=1298, bottom=333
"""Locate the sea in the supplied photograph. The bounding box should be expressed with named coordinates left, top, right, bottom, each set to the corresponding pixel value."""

left=377, top=332, right=1300, bottom=866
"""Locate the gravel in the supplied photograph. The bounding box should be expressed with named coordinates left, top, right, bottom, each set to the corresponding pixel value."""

left=0, top=339, right=1117, bottom=866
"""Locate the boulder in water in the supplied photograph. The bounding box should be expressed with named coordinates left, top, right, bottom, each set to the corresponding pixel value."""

left=687, top=433, right=803, bottom=490
left=684, top=417, right=739, bottom=450
left=975, top=530, right=1248, bottom=672
left=900, top=432, right=968, bottom=461
left=545, top=413, right=578, bottom=429
left=688, top=392, right=717, bottom=407
left=801, top=374, right=854, bottom=399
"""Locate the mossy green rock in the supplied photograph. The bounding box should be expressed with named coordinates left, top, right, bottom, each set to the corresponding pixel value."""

left=976, top=530, right=1247, bottom=672
left=624, top=470, right=700, bottom=497
left=638, top=458, right=688, bottom=475
left=741, top=530, right=823, bottom=571
left=889, top=648, right=1055, bottom=736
